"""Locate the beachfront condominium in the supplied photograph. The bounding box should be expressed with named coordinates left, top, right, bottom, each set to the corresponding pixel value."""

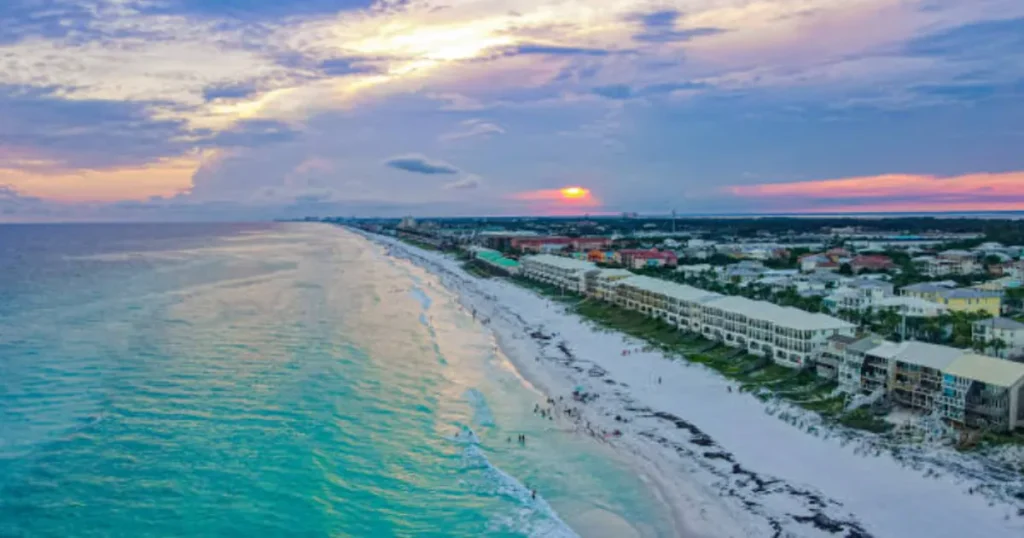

left=603, top=275, right=854, bottom=369
left=610, top=275, right=722, bottom=332
left=588, top=268, right=636, bottom=301
left=859, top=340, right=904, bottom=395
left=887, top=342, right=967, bottom=413
left=827, top=335, right=1024, bottom=431
left=520, top=254, right=598, bottom=293
left=937, top=354, right=1024, bottom=431
left=823, top=334, right=888, bottom=394
left=698, top=296, right=856, bottom=368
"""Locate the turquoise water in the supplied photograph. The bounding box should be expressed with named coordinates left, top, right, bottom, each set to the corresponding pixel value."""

left=0, top=223, right=673, bottom=537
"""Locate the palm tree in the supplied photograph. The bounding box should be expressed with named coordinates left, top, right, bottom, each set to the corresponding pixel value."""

left=859, top=306, right=874, bottom=329
left=991, top=337, right=1009, bottom=358
left=878, top=309, right=902, bottom=339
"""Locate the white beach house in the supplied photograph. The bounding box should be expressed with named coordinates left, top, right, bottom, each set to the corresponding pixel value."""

left=972, top=317, right=1024, bottom=359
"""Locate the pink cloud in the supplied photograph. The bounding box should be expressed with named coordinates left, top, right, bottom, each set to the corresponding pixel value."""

left=728, top=171, right=1024, bottom=212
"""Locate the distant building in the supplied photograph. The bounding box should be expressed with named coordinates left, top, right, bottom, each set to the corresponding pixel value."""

left=823, top=279, right=895, bottom=313
left=850, top=255, right=897, bottom=273
left=511, top=236, right=612, bottom=254
left=922, top=250, right=981, bottom=276
left=799, top=254, right=838, bottom=272
left=614, top=249, right=679, bottom=269
left=875, top=296, right=949, bottom=318
left=901, top=283, right=1001, bottom=317
left=677, top=264, right=714, bottom=279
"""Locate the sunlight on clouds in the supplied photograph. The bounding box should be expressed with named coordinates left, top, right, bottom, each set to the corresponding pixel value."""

left=3, top=0, right=1023, bottom=212
left=2, top=156, right=201, bottom=202
left=728, top=171, right=1024, bottom=212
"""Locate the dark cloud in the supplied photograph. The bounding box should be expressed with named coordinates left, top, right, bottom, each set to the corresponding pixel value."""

left=0, top=184, right=49, bottom=217
left=591, top=81, right=707, bottom=100
left=384, top=154, right=460, bottom=175
left=0, top=0, right=193, bottom=46
left=202, top=82, right=260, bottom=101
left=905, top=17, right=1024, bottom=59
left=318, top=58, right=378, bottom=76
left=0, top=1, right=96, bottom=45
left=0, top=85, right=303, bottom=170
left=592, top=84, right=634, bottom=100
left=511, top=44, right=616, bottom=57
left=136, top=0, right=377, bottom=21
left=269, top=52, right=378, bottom=77
left=913, top=84, right=997, bottom=101
left=0, top=85, right=191, bottom=169
left=634, top=26, right=725, bottom=43
left=638, top=10, right=681, bottom=28
left=628, top=9, right=726, bottom=43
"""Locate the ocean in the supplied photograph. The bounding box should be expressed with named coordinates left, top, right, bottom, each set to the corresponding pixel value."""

left=0, top=223, right=674, bottom=537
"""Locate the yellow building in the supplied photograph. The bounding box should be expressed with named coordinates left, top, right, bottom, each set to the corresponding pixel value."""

left=936, top=289, right=1001, bottom=316
left=901, top=284, right=1001, bottom=317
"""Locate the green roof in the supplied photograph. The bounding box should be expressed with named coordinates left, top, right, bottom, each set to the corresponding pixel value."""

left=476, top=250, right=520, bottom=268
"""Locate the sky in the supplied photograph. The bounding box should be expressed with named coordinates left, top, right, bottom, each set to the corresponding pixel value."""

left=1, top=0, right=1023, bottom=221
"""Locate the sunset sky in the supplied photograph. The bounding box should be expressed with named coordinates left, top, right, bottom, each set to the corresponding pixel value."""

left=2, top=0, right=1023, bottom=221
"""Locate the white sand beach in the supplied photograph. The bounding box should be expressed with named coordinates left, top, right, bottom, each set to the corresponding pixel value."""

left=364, top=229, right=1024, bottom=538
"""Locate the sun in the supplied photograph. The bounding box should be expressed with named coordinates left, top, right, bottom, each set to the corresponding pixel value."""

left=560, top=186, right=588, bottom=199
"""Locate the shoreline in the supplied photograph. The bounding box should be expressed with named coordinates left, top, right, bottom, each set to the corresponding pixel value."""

left=358, top=228, right=1024, bottom=538
left=484, top=306, right=709, bottom=538
left=367, top=232, right=755, bottom=537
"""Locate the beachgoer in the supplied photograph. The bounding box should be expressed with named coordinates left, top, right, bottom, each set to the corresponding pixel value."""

left=531, top=489, right=536, bottom=500
left=658, top=377, right=662, bottom=384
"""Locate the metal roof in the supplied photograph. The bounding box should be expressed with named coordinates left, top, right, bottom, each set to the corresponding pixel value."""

left=594, top=268, right=634, bottom=279
left=847, top=335, right=887, bottom=354
left=943, top=353, right=1024, bottom=388
left=705, top=295, right=855, bottom=331
left=615, top=275, right=722, bottom=303
left=522, top=255, right=597, bottom=272
left=876, top=296, right=947, bottom=309
left=891, top=341, right=966, bottom=370
left=938, top=289, right=1001, bottom=300
left=865, top=341, right=906, bottom=360
left=973, top=317, right=1024, bottom=331
left=902, top=283, right=948, bottom=293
